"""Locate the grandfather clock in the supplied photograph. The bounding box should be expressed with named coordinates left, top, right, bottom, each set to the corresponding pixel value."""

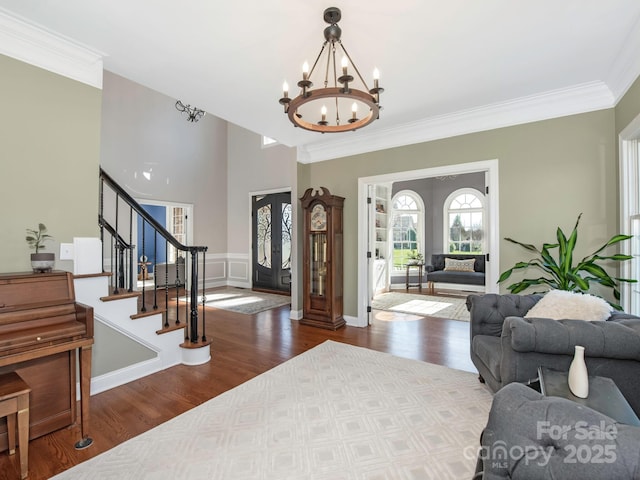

left=300, top=187, right=345, bottom=330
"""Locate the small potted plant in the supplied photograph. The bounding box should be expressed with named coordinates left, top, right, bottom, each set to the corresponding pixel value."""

left=406, top=250, right=424, bottom=265
left=26, top=223, right=55, bottom=273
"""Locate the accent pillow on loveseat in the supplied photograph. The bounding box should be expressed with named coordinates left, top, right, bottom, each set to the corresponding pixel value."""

left=443, top=257, right=475, bottom=272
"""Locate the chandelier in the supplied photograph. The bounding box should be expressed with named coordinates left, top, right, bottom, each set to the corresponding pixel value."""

left=175, top=100, right=206, bottom=122
left=279, top=7, right=383, bottom=133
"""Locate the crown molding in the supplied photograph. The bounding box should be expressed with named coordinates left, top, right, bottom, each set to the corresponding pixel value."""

left=605, top=14, right=640, bottom=102
left=0, top=8, right=104, bottom=89
left=297, top=81, right=615, bottom=164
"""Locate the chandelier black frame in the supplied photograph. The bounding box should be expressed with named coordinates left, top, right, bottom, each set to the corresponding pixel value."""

left=175, top=100, right=206, bottom=122
left=279, top=7, right=383, bottom=133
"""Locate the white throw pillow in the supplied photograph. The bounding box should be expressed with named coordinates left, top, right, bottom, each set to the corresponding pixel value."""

left=443, top=258, right=475, bottom=272
left=524, top=289, right=612, bottom=321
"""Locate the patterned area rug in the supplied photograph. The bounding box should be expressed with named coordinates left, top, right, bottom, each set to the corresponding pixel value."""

left=372, top=292, right=470, bottom=321
left=179, top=287, right=290, bottom=315
left=53, top=341, right=492, bottom=480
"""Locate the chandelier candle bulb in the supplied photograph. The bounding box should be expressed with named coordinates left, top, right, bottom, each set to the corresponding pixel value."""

left=318, top=105, right=328, bottom=126
left=282, top=81, right=289, bottom=98
left=342, top=57, right=348, bottom=75
left=302, top=62, right=309, bottom=80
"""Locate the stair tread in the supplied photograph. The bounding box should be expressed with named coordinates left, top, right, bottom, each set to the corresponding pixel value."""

left=156, top=323, right=186, bottom=335
left=131, top=308, right=166, bottom=320
left=180, top=338, right=213, bottom=349
left=101, top=291, right=142, bottom=302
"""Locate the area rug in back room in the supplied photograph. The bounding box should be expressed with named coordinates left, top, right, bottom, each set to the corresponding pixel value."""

left=372, top=292, right=470, bottom=321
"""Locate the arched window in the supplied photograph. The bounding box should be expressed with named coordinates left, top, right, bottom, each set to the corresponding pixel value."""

left=444, top=188, right=484, bottom=254
left=391, top=190, right=424, bottom=270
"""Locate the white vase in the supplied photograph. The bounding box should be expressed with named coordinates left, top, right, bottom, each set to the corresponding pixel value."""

left=568, top=345, right=589, bottom=398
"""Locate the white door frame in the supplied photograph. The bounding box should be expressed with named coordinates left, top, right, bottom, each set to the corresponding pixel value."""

left=134, top=199, right=195, bottom=286
left=619, top=114, right=640, bottom=314
left=356, top=159, right=500, bottom=327
left=248, top=187, right=293, bottom=294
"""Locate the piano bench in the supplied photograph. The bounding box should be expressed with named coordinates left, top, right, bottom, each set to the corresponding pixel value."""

left=0, top=372, right=31, bottom=480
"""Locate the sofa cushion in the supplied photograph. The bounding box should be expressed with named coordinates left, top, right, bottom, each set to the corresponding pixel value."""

left=443, top=257, right=475, bottom=272
left=481, top=383, right=640, bottom=479
left=428, top=270, right=485, bottom=285
left=472, top=335, right=502, bottom=381
left=524, top=289, right=611, bottom=322
left=507, top=316, right=640, bottom=359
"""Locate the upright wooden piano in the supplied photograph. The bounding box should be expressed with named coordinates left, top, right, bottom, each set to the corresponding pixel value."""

left=0, top=271, right=93, bottom=450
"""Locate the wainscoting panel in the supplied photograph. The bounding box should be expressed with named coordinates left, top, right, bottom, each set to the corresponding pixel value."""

left=203, top=254, right=226, bottom=289
left=227, top=254, right=250, bottom=289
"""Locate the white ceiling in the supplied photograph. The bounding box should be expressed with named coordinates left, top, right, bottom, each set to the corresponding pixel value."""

left=2, top=1, right=640, bottom=163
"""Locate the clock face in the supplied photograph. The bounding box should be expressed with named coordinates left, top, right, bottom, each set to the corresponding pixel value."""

left=310, top=204, right=327, bottom=231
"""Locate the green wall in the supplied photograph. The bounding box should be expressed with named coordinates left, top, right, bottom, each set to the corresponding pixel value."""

left=301, top=109, right=618, bottom=317
left=0, top=54, right=101, bottom=272
left=0, top=55, right=157, bottom=378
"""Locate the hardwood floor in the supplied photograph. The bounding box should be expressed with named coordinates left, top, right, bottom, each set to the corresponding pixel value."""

left=0, top=297, right=476, bottom=480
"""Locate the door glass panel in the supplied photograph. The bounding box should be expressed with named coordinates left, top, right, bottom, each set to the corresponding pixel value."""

left=169, top=206, right=186, bottom=262
left=257, top=204, right=272, bottom=268
left=281, top=203, right=292, bottom=269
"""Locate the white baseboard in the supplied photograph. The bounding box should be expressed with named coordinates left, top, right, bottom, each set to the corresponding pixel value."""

left=289, top=309, right=303, bottom=321
left=345, top=314, right=367, bottom=328
left=226, top=280, right=251, bottom=289
left=89, top=357, right=166, bottom=396
left=390, top=283, right=485, bottom=293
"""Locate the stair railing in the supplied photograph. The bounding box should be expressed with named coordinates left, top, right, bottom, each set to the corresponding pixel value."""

left=99, top=168, right=208, bottom=344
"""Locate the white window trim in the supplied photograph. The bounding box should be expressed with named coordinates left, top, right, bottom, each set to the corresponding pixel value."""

left=619, top=114, right=640, bottom=314
left=391, top=190, right=425, bottom=272
left=443, top=187, right=485, bottom=254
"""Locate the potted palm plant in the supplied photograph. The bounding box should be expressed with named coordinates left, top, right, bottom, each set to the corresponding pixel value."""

left=26, top=223, right=55, bottom=273
left=498, top=213, right=636, bottom=310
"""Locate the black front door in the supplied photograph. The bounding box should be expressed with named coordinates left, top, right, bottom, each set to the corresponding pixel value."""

left=252, top=192, right=291, bottom=293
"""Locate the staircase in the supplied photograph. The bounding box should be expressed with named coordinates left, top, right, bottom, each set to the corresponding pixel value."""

left=66, top=168, right=212, bottom=394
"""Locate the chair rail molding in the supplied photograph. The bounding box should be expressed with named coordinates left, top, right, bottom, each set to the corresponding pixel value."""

left=0, top=8, right=104, bottom=88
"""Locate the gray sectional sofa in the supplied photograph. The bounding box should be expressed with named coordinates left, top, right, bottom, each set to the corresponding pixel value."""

left=467, top=293, right=640, bottom=415
left=476, top=382, right=640, bottom=479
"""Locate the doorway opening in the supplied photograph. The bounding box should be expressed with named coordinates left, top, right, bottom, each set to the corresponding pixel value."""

left=135, top=200, right=194, bottom=288
left=357, top=160, right=500, bottom=326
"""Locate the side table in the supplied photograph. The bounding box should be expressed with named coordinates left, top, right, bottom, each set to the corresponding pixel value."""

left=405, top=263, right=423, bottom=292
left=538, top=366, right=640, bottom=426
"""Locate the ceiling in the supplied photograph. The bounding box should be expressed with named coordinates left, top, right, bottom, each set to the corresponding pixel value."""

left=2, top=1, right=640, bottom=163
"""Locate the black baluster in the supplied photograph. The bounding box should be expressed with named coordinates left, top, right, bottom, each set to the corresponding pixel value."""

left=140, top=219, right=146, bottom=312
left=114, top=194, right=119, bottom=294
left=153, top=231, right=159, bottom=311
left=189, top=249, right=199, bottom=343
left=128, top=207, right=134, bottom=292
left=201, top=251, right=207, bottom=342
